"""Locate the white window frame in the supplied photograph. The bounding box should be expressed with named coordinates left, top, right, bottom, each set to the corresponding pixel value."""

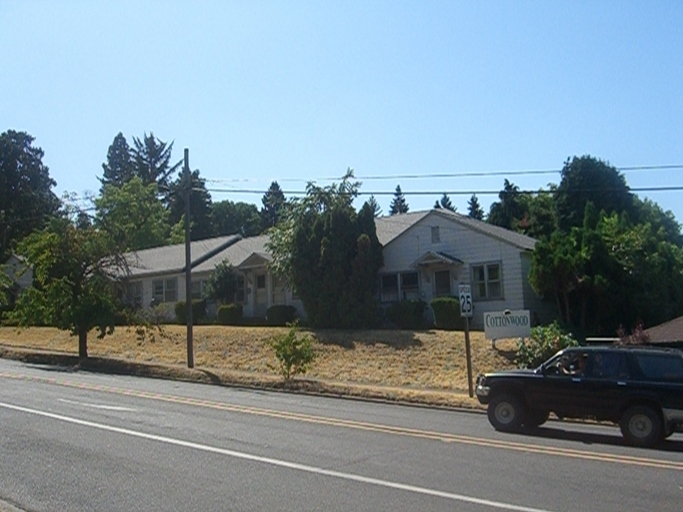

left=152, top=277, right=178, bottom=303
left=471, top=262, right=503, bottom=300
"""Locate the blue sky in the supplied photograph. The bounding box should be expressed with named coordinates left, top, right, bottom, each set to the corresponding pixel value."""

left=3, top=1, right=682, bottom=222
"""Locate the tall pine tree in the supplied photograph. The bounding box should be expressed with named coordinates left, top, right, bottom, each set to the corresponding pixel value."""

left=99, top=132, right=134, bottom=193
left=389, top=185, right=409, bottom=215
left=467, top=194, right=484, bottom=220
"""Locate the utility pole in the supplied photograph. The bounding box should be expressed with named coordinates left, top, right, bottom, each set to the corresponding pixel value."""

left=183, top=148, right=194, bottom=368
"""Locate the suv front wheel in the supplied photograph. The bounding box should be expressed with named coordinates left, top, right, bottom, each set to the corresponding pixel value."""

left=487, top=394, right=526, bottom=432
left=619, top=405, right=663, bottom=447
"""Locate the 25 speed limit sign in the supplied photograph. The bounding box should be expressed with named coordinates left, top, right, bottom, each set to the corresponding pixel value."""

left=458, top=284, right=473, bottom=318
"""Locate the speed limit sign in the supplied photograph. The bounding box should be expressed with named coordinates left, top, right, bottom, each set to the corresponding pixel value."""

left=458, top=284, right=473, bottom=318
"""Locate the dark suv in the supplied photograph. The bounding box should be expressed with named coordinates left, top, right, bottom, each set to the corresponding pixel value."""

left=475, top=345, right=683, bottom=446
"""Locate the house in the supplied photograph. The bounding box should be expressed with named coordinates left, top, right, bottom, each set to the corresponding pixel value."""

left=1, top=254, right=33, bottom=305
left=119, top=209, right=555, bottom=329
left=119, top=235, right=242, bottom=318
left=373, top=209, right=554, bottom=329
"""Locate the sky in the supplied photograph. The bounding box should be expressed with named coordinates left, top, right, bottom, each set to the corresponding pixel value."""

left=2, top=0, right=682, bottom=223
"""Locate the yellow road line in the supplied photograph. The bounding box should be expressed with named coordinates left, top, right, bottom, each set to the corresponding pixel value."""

left=3, top=371, right=682, bottom=471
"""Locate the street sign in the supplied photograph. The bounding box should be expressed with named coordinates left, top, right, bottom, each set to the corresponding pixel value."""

left=484, top=310, right=531, bottom=339
left=458, top=284, right=473, bottom=318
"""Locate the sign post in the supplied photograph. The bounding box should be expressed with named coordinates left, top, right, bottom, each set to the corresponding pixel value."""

left=458, top=284, right=474, bottom=398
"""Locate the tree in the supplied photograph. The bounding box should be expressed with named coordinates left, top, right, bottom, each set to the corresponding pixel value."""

left=434, top=193, right=456, bottom=212
left=212, top=200, right=262, bottom=237
left=260, top=181, right=287, bottom=230
left=131, top=132, right=181, bottom=205
left=366, top=195, right=382, bottom=217
left=0, top=130, right=61, bottom=260
left=10, top=218, right=121, bottom=358
left=467, top=194, right=484, bottom=220
left=167, top=169, right=215, bottom=241
left=389, top=185, right=409, bottom=215
left=267, top=170, right=383, bottom=328
left=556, top=155, right=635, bottom=232
left=99, top=132, right=134, bottom=193
left=94, top=177, right=169, bottom=251
left=204, top=260, right=239, bottom=304
left=487, top=179, right=527, bottom=230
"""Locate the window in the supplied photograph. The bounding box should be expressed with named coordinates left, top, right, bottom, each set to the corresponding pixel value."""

left=152, top=278, right=178, bottom=303
left=191, top=280, right=207, bottom=300
left=431, top=226, right=440, bottom=243
left=400, top=272, right=419, bottom=300
left=127, top=281, right=143, bottom=307
left=634, top=354, right=683, bottom=382
left=235, top=275, right=245, bottom=303
left=257, top=274, right=266, bottom=289
left=380, top=274, right=399, bottom=302
left=434, top=270, right=451, bottom=296
left=590, top=352, right=629, bottom=379
left=472, top=263, right=502, bottom=300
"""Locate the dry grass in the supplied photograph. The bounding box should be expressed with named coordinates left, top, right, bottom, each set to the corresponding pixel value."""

left=0, top=325, right=519, bottom=408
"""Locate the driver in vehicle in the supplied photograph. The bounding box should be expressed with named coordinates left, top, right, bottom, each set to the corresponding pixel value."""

left=561, top=353, right=587, bottom=376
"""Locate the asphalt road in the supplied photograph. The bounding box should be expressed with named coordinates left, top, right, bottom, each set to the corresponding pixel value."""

left=1, top=358, right=682, bottom=512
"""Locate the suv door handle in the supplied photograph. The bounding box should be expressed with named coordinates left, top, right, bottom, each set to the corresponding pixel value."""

left=617, top=381, right=626, bottom=386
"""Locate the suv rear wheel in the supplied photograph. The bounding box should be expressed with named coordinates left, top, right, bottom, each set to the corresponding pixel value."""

left=487, top=394, right=526, bottom=432
left=619, top=405, right=663, bottom=447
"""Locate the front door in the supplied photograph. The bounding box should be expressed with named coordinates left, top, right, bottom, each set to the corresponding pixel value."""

left=254, top=273, right=268, bottom=317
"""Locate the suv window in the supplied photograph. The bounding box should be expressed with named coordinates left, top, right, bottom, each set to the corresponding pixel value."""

left=633, top=353, right=683, bottom=382
left=589, top=352, right=629, bottom=379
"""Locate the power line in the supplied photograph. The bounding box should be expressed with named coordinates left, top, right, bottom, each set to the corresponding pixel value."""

left=204, top=185, right=683, bottom=197
left=202, top=164, right=683, bottom=185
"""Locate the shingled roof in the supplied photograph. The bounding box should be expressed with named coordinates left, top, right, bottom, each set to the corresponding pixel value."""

left=123, top=235, right=241, bottom=278
left=645, top=316, right=683, bottom=343
left=374, top=209, right=537, bottom=251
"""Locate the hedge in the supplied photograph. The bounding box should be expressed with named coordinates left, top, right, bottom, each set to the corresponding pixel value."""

left=174, top=299, right=207, bottom=325
left=266, top=304, right=298, bottom=326
left=217, top=303, right=243, bottom=325
left=430, top=296, right=464, bottom=331
left=385, top=300, right=427, bottom=330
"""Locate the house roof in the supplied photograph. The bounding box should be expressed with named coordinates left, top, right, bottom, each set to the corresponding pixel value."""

left=121, top=209, right=536, bottom=278
left=645, top=316, right=683, bottom=343
left=192, top=235, right=271, bottom=273
left=374, top=209, right=537, bottom=251
left=123, top=235, right=241, bottom=278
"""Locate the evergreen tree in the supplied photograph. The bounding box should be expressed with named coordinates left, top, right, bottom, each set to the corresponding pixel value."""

left=389, top=185, right=409, bottom=215
left=261, top=181, right=287, bottom=229
left=167, top=169, right=215, bottom=241
left=99, top=132, right=134, bottom=193
left=267, top=170, right=383, bottom=328
left=0, top=130, right=61, bottom=260
left=487, top=179, right=527, bottom=229
left=467, top=194, right=484, bottom=220
left=366, top=195, right=382, bottom=217
left=434, top=193, right=456, bottom=212
left=131, top=132, right=180, bottom=205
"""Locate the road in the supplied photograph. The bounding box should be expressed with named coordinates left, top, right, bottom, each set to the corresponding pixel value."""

left=1, top=358, right=682, bottom=512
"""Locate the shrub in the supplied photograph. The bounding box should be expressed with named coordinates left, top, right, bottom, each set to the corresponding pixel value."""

left=217, top=303, right=243, bottom=325
left=385, top=300, right=427, bottom=330
left=266, top=304, right=298, bottom=326
left=430, top=297, right=464, bottom=331
left=269, top=323, right=315, bottom=380
left=515, top=321, right=578, bottom=369
left=174, top=299, right=207, bottom=325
